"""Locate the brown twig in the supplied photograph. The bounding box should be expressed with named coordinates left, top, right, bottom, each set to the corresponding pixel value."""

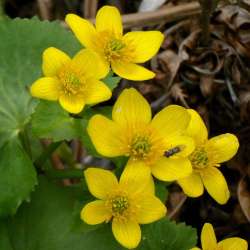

left=198, top=0, right=219, bottom=46
left=83, top=0, right=98, bottom=18
left=37, top=0, right=52, bottom=20
left=62, top=2, right=201, bottom=29
left=121, top=2, right=201, bottom=29
left=168, top=194, right=187, bottom=220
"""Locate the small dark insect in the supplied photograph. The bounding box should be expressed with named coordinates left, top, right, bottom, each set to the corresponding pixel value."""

left=164, top=147, right=181, bottom=157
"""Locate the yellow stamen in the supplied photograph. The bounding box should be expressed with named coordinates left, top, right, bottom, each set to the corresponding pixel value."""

left=130, top=135, right=151, bottom=160
left=92, top=31, right=135, bottom=63
left=58, top=64, right=85, bottom=96
left=105, top=194, right=132, bottom=221
left=111, top=196, right=129, bottom=215
left=104, top=38, right=126, bottom=62
left=189, top=147, right=209, bottom=170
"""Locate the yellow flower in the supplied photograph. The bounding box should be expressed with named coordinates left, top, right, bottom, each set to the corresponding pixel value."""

left=30, top=47, right=111, bottom=114
left=81, top=162, right=166, bottom=249
left=65, top=6, right=164, bottom=81
left=191, top=223, right=248, bottom=250
left=177, top=109, right=239, bottom=204
left=87, top=88, right=195, bottom=182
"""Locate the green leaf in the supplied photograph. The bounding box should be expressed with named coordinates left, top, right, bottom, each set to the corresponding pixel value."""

left=0, top=222, right=13, bottom=250
left=83, top=106, right=113, bottom=120
left=0, top=75, right=36, bottom=149
left=103, top=73, right=121, bottom=90
left=32, top=101, right=84, bottom=141
left=155, top=180, right=169, bottom=203
left=5, top=176, right=125, bottom=250
left=138, top=218, right=197, bottom=250
left=0, top=17, right=81, bottom=148
left=3, top=176, right=197, bottom=250
left=0, top=17, right=81, bottom=216
left=71, top=200, right=101, bottom=234
left=0, top=138, right=37, bottom=217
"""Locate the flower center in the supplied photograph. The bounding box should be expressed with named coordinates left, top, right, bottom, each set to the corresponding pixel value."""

left=58, top=65, right=85, bottom=96
left=189, top=147, right=209, bottom=169
left=109, top=39, right=126, bottom=51
left=110, top=196, right=129, bottom=215
left=104, top=38, right=126, bottom=62
left=130, top=135, right=151, bottom=160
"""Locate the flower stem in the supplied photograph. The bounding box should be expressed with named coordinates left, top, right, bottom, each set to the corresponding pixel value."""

left=34, top=141, right=61, bottom=168
left=45, top=168, right=83, bottom=179
left=19, top=129, right=32, bottom=158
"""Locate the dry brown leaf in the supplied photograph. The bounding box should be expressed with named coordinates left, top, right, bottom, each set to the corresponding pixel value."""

left=178, top=29, right=201, bottom=61
left=215, top=5, right=250, bottom=31
left=170, top=83, right=189, bottom=107
left=239, top=89, right=250, bottom=120
left=158, top=50, right=182, bottom=87
left=237, top=176, right=250, bottom=222
left=200, top=75, right=215, bottom=96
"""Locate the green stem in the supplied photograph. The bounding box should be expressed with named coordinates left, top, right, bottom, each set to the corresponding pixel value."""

left=46, top=168, right=83, bottom=179
left=20, top=129, right=32, bottom=158
left=34, top=141, right=61, bottom=168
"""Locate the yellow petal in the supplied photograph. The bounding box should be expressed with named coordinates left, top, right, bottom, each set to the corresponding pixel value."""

left=218, top=237, right=248, bottom=250
left=81, top=200, right=111, bottom=225
left=200, top=167, right=230, bottom=204
left=42, top=47, right=71, bottom=77
left=190, top=248, right=201, bottom=250
left=72, top=49, right=109, bottom=79
left=201, top=223, right=217, bottom=250
left=96, top=6, right=122, bottom=36
left=206, top=133, right=239, bottom=164
left=165, top=135, right=195, bottom=158
left=120, top=161, right=154, bottom=196
left=151, top=157, right=192, bottom=181
left=186, top=109, right=208, bottom=145
left=83, top=78, right=112, bottom=105
left=30, top=77, right=60, bottom=100
left=112, top=88, right=151, bottom=127
left=84, top=168, right=118, bottom=199
left=65, top=14, right=97, bottom=49
left=178, top=172, right=204, bottom=197
left=136, top=195, right=166, bottom=224
left=151, top=105, right=190, bottom=139
left=59, top=94, right=85, bottom=114
left=87, top=115, right=125, bottom=157
left=124, top=31, right=164, bottom=63
left=111, top=61, right=155, bottom=81
left=112, top=218, right=141, bottom=249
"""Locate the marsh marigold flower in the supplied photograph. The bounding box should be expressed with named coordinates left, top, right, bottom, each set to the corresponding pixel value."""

left=81, top=162, right=166, bottom=249
left=30, top=47, right=111, bottom=114
left=87, top=88, right=195, bottom=182
left=177, top=109, right=239, bottom=204
left=65, top=6, right=164, bottom=81
left=191, top=223, right=248, bottom=250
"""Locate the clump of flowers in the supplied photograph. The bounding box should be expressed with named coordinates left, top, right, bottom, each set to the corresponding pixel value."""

left=27, top=4, right=247, bottom=249
left=66, top=6, right=164, bottom=80
left=81, top=162, right=166, bottom=249
left=191, top=223, right=248, bottom=250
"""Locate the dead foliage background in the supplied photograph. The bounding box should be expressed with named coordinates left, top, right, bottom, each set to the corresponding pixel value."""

left=2, top=0, right=250, bottom=244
